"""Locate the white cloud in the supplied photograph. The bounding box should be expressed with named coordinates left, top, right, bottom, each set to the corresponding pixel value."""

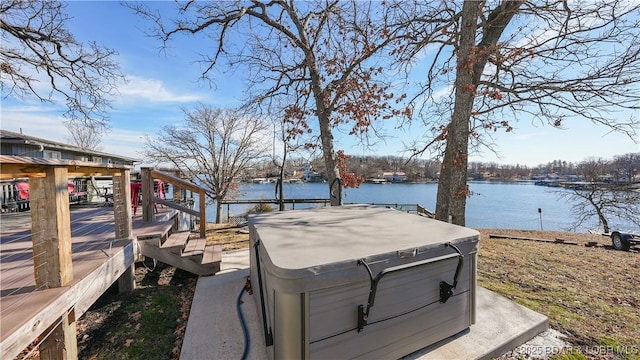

left=116, top=75, right=207, bottom=104
left=1, top=106, right=69, bottom=142
left=99, top=128, right=148, bottom=160
left=432, top=84, right=454, bottom=101
left=409, top=42, right=440, bottom=66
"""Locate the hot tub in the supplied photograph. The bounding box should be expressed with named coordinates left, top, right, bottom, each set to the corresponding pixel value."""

left=249, top=205, right=479, bottom=359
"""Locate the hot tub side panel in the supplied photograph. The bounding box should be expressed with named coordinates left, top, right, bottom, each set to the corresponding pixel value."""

left=252, top=250, right=477, bottom=359
left=306, top=252, right=476, bottom=359
left=310, top=293, right=470, bottom=359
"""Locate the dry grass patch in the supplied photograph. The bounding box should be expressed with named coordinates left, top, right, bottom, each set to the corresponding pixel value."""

left=477, top=229, right=640, bottom=359
left=205, top=222, right=250, bottom=251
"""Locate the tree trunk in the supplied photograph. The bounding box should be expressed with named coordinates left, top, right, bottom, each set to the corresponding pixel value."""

left=215, top=199, right=222, bottom=224
left=599, top=212, right=610, bottom=234
left=435, top=1, right=480, bottom=226
left=318, top=113, right=341, bottom=206
left=278, top=142, right=287, bottom=211
left=593, top=201, right=610, bottom=233
left=435, top=0, right=523, bottom=226
left=307, top=50, right=341, bottom=206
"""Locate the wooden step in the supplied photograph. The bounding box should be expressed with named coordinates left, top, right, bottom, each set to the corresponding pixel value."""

left=183, top=237, right=206, bottom=256
left=138, top=241, right=218, bottom=276
left=134, top=219, right=174, bottom=240
left=162, top=231, right=190, bottom=252
left=202, top=245, right=223, bottom=265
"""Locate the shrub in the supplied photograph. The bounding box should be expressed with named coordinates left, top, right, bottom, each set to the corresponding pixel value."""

left=247, top=202, right=274, bottom=214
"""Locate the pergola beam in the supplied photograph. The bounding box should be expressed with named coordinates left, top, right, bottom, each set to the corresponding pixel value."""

left=0, top=155, right=131, bottom=179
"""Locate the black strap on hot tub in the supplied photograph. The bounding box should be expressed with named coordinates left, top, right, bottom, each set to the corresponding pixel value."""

left=439, top=243, right=464, bottom=304
left=356, top=242, right=464, bottom=332
left=253, top=240, right=274, bottom=346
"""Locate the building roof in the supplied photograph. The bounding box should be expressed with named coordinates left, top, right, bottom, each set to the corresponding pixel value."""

left=0, top=129, right=140, bottom=164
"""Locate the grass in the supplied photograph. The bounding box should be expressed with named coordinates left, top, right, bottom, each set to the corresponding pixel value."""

left=74, top=263, right=197, bottom=360
left=204, top=222, right=250, bottom=250
left=551, top=348, right=587, bottom=360
left=477, top=229, right=640, bottom=360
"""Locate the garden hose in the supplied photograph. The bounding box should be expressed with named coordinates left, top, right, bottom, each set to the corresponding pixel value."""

left=237, top=277, right=251, bottom=360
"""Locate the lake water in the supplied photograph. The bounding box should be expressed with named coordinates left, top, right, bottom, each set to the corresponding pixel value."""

left=205, top=181, right=637, bottom=232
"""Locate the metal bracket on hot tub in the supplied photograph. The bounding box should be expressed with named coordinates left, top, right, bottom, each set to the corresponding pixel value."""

left=356, top=242, right=464, bottom=332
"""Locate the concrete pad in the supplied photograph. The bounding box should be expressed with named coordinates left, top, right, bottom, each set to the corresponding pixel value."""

left=181, top=248, right=268, bottom=360
left=181, top=249, right=549, bottom=360
left=218, top=248, right=252, bottom=274
left=180, top=268, right=269, bottom=360
left=404, top=287, right=549, bottom=360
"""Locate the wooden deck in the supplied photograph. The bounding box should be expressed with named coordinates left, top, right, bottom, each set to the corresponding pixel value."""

left=0, top=205, right=175, bottom=359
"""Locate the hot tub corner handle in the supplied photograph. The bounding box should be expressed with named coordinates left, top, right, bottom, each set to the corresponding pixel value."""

left=439, top=242, right=464, bottom=303
left=356, top=242, right=464, bottom=331
left=356, top=259, right=374, bottom=332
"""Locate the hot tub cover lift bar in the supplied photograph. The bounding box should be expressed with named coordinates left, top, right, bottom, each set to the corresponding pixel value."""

left=356, top=242, right=464, bottom=332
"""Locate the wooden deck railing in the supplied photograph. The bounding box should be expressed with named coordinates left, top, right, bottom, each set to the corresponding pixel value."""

left=143, top=168, right=210, bottom=238
left=0, top=155, right=134, bottom=360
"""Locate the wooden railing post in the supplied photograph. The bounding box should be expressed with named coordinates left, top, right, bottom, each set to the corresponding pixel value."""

left=30, top=166, right=78, bottom=359
left=199, top=190, right=206, bottom=238
left=173, top=169, right=182, bottom=203
left=141, top=167, right=154, bottom=223
left=113, top=169, right=135, bottom=292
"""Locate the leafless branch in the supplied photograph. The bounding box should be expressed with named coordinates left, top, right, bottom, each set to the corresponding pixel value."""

left=1, top=0, right=123, bottom=129
left=402, top=0, right=640, bottom=159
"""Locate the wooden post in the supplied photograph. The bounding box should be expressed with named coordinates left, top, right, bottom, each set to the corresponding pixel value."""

left=173, top=169, right=182, bottom=203
left=39, top=310, right=78, bottom=360
left=199, top=190, right=206, bottom=238
left=30, top=166, right=78, bottom=359
left=141, top=167, right=154, bottom=223
left=113, top=169, right=133, bottom=240
left=112, top=169, right=135, bottom=292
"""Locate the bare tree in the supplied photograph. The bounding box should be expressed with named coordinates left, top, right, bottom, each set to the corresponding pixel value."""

left=612, top=153, right=640, bottom=184
left=64, top=120, right=105, bottom=151
left=402, top=1, right=640, bottom=225
left=129, top=1, right=412, bottom=205
left=143, top=105, right=270, bottom=223
left=1, top=0, right=123, bottom=129
left=555, top=158, right=640, bottom=234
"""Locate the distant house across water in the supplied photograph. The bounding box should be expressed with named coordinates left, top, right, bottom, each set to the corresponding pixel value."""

left=382, top=171, right=408, bottom=183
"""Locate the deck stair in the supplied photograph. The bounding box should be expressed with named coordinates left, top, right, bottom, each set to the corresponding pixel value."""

left=137, top=224, right=221, bottom=276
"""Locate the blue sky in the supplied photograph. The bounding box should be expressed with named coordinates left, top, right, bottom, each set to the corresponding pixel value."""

left=1, top=1, right=638, bottom=167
